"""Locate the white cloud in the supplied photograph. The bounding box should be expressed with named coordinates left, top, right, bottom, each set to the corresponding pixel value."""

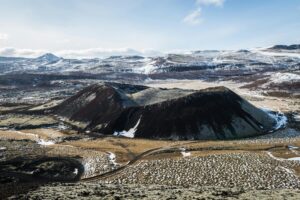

left=0, top=47, right=163, bottom=58
left=0, top=33, right=8, bottom=40
left=183, top=8, right=203, bottom=25
left=57, top=48, right=163, bottom=58
left=0, top=47, right=46, bottom=57
left=183, top=0, right=225, bottom=26
left=196, top=0, right=225, bottom=6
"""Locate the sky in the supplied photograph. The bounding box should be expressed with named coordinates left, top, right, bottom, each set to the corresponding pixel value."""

left=0, top=0, right=300, bottom=58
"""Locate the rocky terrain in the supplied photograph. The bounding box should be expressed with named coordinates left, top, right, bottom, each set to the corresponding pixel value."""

left=0, top=45, right=299, bottom=107
left=0, top=46, right=299, bottom=75
left=10, top=183, right=300, bottom=200
left=100, top=152, right=300, bottom=189
left=0, top=44, right=299, bottom=199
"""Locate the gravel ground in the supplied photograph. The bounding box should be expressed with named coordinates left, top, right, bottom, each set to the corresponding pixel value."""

left=11, top=183, right=300, bottom=200
left=99, top=152, right=300, bottom=189
left=238, top=128, right=300, bottom=144
left=46, top=145, right=114, bottom=178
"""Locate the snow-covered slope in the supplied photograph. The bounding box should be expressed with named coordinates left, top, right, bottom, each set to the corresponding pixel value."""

left=36, top=53, right=61, bottom=63
left=0, top=46, right=299, bottom=75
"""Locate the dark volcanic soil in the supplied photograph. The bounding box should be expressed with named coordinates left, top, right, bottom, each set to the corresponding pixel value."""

left=0, top=156, right=84, bottom=199
left=48, top=83, right=277, bottom=140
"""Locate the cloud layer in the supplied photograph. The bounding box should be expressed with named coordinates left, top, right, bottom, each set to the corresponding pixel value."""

left=0, top=47, right=163, bottom=58
left=0, top=33, right=8, bottom=40
left=0, top=47, right=45, bottom=57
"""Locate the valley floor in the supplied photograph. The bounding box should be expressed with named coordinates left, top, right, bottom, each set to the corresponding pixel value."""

left=0, top=79, right=299, bottom=199
left=1, top=127, right=300, bottom=199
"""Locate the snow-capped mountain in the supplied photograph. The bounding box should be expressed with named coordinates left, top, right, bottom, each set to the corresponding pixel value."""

left=0, top=45, right=299, bottom=75
left=35, top=53, right=61, bottom=63
left=0, top=45, right=298, bottom=106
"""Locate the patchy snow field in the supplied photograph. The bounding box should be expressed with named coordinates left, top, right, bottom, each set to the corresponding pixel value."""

left=269, top=72, right=300, bottom=84
left=37, top=139, right=55, bottom=146
left=261, top=108, right=287, bottom=131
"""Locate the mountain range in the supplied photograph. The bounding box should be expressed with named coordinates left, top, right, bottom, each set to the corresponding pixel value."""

left=0, top=45, right=299, bottom=75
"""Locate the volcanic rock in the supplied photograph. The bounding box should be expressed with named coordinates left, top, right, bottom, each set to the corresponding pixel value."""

left=52, top=83, right=277, bottom=140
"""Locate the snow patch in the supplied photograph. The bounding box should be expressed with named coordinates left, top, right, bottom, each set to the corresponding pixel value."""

left=86, top=93, right=96, bottom=102
left=37, top=139, right=55, bottom=146
left=179, top=147, right=191, bottom=157
left=294, top=114, right=300, bottom=122
left=0, top=147, right=6, bottom=151
left=261, top=108, right=287, bottom=131
left=269, top=72, right=300, bottom=84
left=181, top=152, right=191, bottom=157
left=58, top=122, right=69, bottom=130
left=73, top=168, right=78, bottom=175
left=138, top=64, right=157, bottom=74
left=11, top=131, right=56, bottom=146
left=108, top=152, right=117, bottom=167
left=83, top=159, right=94, bottom=175
left=133, top=60, right=157, bottom=74
left=288, top=145, right=299, bottom=150
left=113, top=117, right=141, bottom=138
left=288, top=157, right=300, bottom=162
left=256, top=50, right=300, bottom=58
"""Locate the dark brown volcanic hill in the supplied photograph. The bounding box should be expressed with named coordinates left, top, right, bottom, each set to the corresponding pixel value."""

left=51, top=83, right=277, bottom=140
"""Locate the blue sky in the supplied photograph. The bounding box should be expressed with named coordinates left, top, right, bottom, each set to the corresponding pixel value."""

left=0, top=0, right=300, bottom=57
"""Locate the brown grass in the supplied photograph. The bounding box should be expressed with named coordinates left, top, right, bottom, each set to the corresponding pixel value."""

left=0, top=130, right=39, bottom=140
left=0, top=129, right=69, bottom=141
left=270, top=147, right=299, bottom=159
left=62, top=136, right=300, bottom=163
left=63, top=137, right=184, bottom=162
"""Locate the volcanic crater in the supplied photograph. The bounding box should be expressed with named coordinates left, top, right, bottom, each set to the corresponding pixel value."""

left=50, top=83, right=279, bottom=140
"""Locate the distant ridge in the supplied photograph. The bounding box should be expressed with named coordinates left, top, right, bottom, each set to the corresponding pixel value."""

left=36, top=53, right=61, bottom=62
left=268, top=44, right=300, bottom=51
